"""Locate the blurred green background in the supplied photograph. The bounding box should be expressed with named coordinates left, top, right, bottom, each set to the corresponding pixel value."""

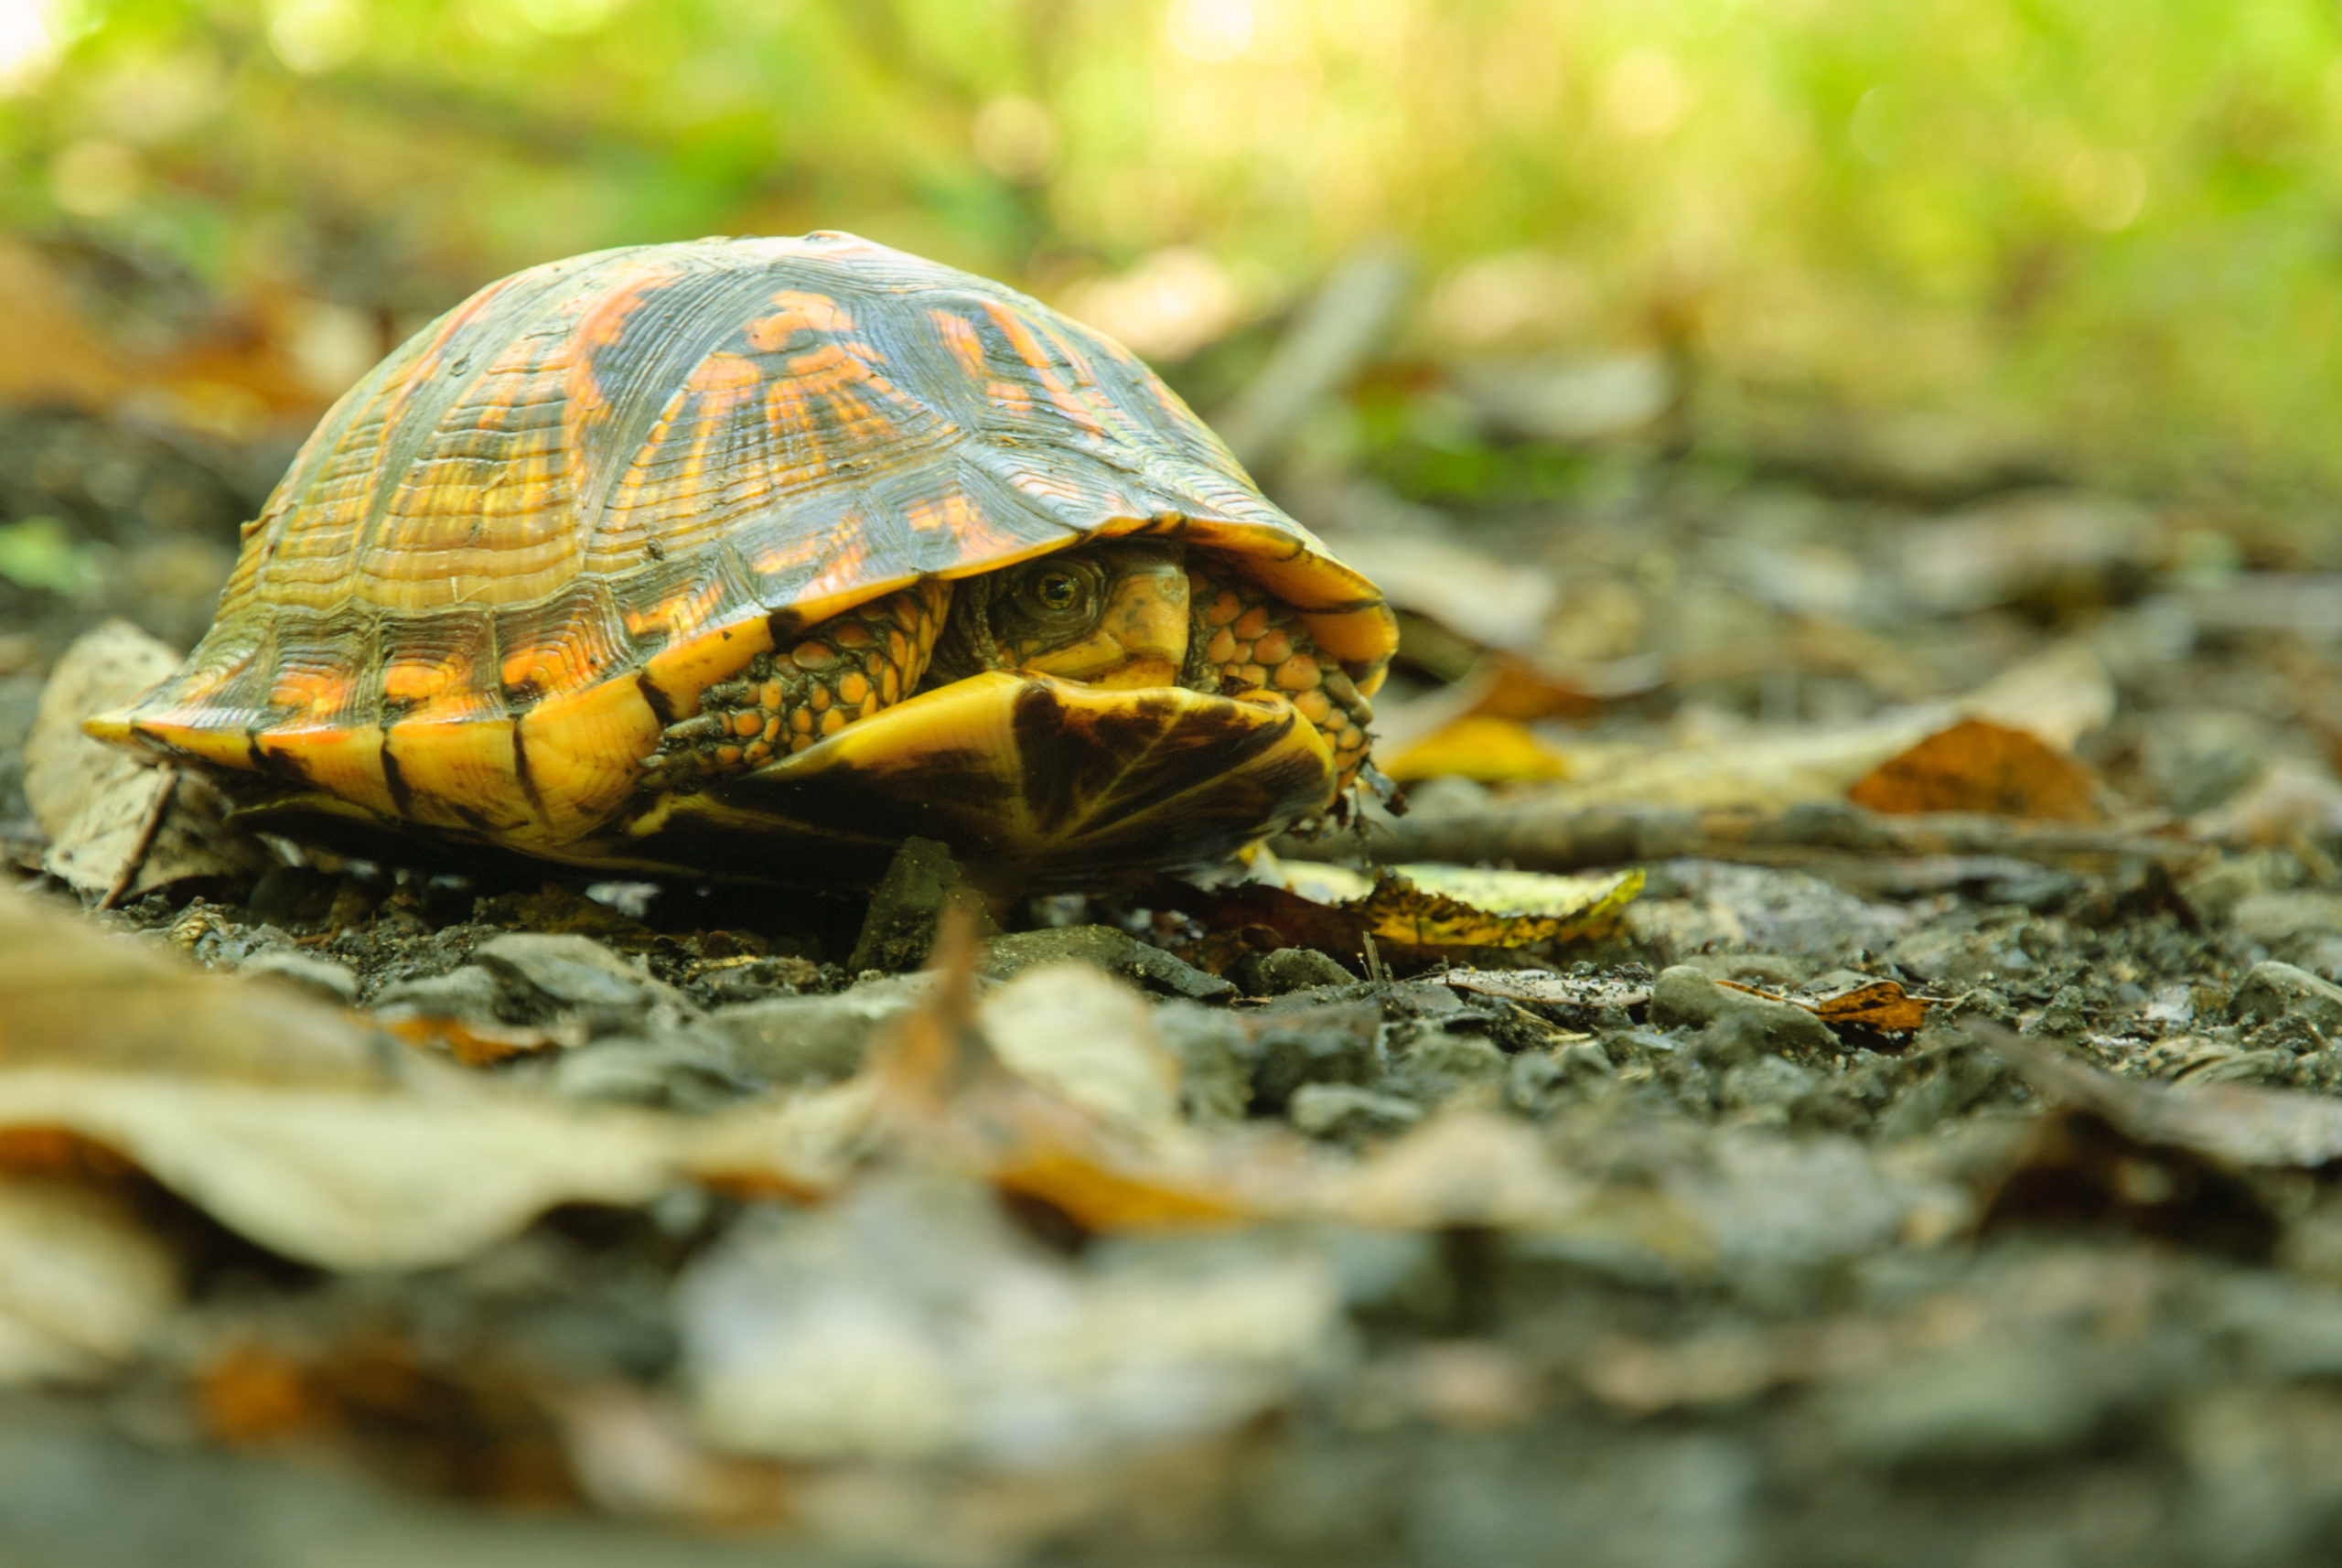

left=1, top=0, right=2338, bottom=505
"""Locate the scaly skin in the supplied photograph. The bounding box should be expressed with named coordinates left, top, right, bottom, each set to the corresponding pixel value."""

left=1185, top=556, right=1374, bottom=791
left=641, top=580, right=950, bottom=790
left=643, top=547, right=1371, bottom=809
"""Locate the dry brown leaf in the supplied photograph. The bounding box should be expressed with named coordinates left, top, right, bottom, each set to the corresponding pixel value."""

left=1955, top=639, right=2115, bottom=750
left=195, top=1335, right=580, bottom=1506
left=1714, top=976, right=1939, bottom=1037
left=379, top=1012, right=577, bottom=1067
left=2188, top=757, right=2342, bottom=845
left=0, top=1071, right=689, bottom=1269
left=0, top=1069, right=871, bottom=1271
left=676, top=1171, right=1346, bottom=1466
left=0, top=1177, right=178, bottom=1385
left=976, top=964, right=1183, bottom=1135
left=1808, top=980, right=1938, bottom=1036
left=862, top=914, right=1272, bottom=1230
left=1513, top=714, right=1949, bottom=813
left=27, top=621, right=268, bottom=899
left=1846, top=719, right=2102, bottom=822
left=1, top=879, right=866, bottom=1266
left=1979, top=1025, right=2342, bottom=1167
left=1328, top=1112, right=1588, bottom=1230
left=0, top=883, right=382, bottom=1083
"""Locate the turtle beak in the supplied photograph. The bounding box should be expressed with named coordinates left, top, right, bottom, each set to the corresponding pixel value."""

left=1022, top=558, right=1191, bottom=689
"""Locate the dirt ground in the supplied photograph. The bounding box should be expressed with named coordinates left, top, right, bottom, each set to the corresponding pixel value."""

left=10, top=393, right=2342, bottom=1568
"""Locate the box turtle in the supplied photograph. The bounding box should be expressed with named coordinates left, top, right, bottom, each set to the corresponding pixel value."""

left=89, top=232, right=1396, bottom=886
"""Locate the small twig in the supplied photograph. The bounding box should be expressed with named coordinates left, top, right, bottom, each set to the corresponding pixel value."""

left=1279, top=800, right=2207, bottom=875
left=99, top=768, right=177, bottom=911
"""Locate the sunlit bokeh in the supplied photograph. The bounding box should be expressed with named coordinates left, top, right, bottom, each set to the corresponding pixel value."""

left=0, top=0, right=2337, bottom=494
left=0, top=0, right=65, bottom=93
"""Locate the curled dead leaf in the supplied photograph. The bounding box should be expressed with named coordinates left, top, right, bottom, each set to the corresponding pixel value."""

left=1713, top=976, right=1939, bottom=1038
left=1846, top=718, right=2102, bottom=822
left=1809, top=980, right=1938, bottom=1036
left=379, top=1011, right=577, bottom=1068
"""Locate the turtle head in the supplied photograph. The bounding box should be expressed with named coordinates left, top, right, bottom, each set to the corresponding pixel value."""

left=949, top=541, right=1190, bottom=691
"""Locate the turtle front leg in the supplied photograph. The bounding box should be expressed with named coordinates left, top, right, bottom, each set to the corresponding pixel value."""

left=640, top=580, right=951, bottom=790
left=1185, top=558, right=1374, bottom=790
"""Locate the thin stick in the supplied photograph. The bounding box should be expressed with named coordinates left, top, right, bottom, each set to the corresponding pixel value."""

left=100, top=768, right=177, bottom=911
left=1280, top=800, right=2201, bottom=874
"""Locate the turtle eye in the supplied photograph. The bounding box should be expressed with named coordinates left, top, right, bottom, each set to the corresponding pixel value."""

left=1035, top=571, right=1080, bottom=611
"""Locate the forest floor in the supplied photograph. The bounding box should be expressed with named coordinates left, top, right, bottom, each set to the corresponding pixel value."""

left=9, top=390, right=2342, bottom=1568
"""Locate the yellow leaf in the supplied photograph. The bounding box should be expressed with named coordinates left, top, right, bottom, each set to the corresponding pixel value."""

left=1384, top=715, right=1572, bottom=784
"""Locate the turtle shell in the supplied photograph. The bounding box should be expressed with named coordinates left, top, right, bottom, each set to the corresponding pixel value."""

left=91, top=232, right=1395, bottom=878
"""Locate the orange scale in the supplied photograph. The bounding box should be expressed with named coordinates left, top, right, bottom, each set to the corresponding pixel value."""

left=1273, top=653, right=1321, bottom=692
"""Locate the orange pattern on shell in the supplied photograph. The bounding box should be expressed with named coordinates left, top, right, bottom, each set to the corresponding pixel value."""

left=96, top=231, right=1394, bottom=850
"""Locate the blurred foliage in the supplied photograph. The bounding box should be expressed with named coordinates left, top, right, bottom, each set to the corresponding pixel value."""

left=2, top=0, right=2341, bottom=497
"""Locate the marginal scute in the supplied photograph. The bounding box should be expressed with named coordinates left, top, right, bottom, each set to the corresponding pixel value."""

left=382, top=714, right=536, bottom=835
left=516, top=678, right=665, bottom=839
left=253, top=724, right=398, bottom=820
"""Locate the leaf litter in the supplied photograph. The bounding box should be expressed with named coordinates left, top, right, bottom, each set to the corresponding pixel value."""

left=22, top=320, right=2342, bottom=1567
